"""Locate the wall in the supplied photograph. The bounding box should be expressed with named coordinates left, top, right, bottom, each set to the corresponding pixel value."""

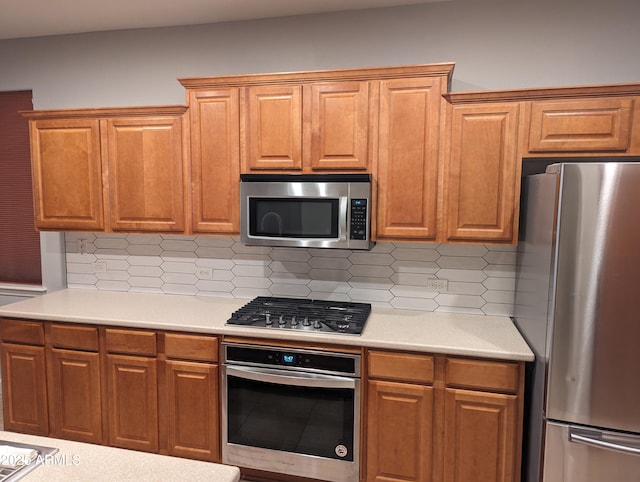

left=2, top=0, right=639, bottom=310
left=65, top=233, right=516, bottom=316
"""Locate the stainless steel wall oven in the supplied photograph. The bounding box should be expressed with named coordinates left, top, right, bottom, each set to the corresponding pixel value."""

left=221, top=342, right=361, bottom=482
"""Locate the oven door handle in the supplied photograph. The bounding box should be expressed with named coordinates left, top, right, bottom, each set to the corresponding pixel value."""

left=225, top=365, right=357, bottom=389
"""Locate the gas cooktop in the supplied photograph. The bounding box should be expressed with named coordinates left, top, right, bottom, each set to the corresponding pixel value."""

left=226, top=296, right=372, bottom=335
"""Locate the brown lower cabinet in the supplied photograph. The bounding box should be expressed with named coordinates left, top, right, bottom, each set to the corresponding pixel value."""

left=0, top=318, right=524, bottom=482
left=0, top=319, right=220, bottom=463
left=365, top=350, right=524, bottom=482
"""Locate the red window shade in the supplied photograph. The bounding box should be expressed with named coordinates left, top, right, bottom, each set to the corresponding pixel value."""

left=0, top=90, right=42, bottom=285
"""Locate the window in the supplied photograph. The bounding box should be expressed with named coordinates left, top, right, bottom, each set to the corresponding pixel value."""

left=0, top=90, right=42, bottom=285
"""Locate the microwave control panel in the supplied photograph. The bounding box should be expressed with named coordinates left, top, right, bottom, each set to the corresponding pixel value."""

left=350, top=199, right=368, bottom=240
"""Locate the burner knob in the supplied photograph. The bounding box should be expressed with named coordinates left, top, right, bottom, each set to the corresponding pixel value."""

left=265, top=313, right=272, bottom=325
left=302, top=317, right=310, bottom=327
left=291, top=316, right=298, bottom=327
left=338, top=323, right=350, bottom=332
left=278, top=315, right=286, bottom=326
left=313, top=319, right=322, bottom=329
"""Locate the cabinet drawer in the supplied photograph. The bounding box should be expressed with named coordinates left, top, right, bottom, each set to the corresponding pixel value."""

left=368, top=350, right=434, bottom=384
left=445, top=357, right=520, bottom=393
left=164, top=333, right=218, bottom=362
left=49, top=324, right=99, bottom=351
left=0, top=319, right=44, bottom=345
left=105, top=329, right=156, bottom=356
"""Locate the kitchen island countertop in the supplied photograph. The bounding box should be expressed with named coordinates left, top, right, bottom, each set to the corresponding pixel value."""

left=0, top=289, right=533, bottom=361
left=0, top=431, right=240, bottom=481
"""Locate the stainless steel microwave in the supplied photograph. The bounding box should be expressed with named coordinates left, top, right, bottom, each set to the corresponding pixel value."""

left=240, top=174, right=374, bottom=250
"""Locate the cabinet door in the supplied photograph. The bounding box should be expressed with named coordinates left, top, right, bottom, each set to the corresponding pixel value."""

left=245, top=85, right=303, bottom=171
left=189, top=89, right=240, bottom=234
left=48, top=348, right=102, bottom=443
left=443, top=389, right=518, bottom=482
left=107, top=354, right=158, bottom=452
left=444, top=103, right=520, bottom=243
left=377, top=77, right=442, bottom=240
left=29, top=118, right=104, bottom=230
left=165, top=360, right=219, bottom=462
left=306, top=81, right=369, bottom=171
left=0, top=343, right=48, bottom=435
left=366, top=380, right=433, bottom=482
left=106, top=116, right=185, bottom=232
left=528, top=98, right=633, bottom=152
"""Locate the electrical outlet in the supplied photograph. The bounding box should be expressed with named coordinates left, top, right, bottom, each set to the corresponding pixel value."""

left=426, top=279, right=448, bottom=292
left=92, top=262, right=107, bottom=273
left=196, top=267, right=214, bottom=280
left=78, top=239, right=87, bottom=254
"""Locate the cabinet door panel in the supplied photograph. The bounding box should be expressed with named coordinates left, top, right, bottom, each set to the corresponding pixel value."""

left=107, top=117, right=185, bottom=232
left=528, top=98, right=633, bottom=152
left=307, top=81, right=369, bottom=171
left=107, top=354, right=158, bottom=452
left=245, top=85, right=303, bottom=171
left=443, top=389, right=518, bottom=482
left=366, top=380, right=433, bottom=482
left=189, top=89, right=240, bottom=233
left=165, top=360, right=219, bottom=461
left=30, top=119, right=104, bottom=230
left=445, top=104, right=520, bottom=243
left=1, top=343, right=48, bottom=435
left=48, top=348, right=102, bottom=443
left=377, top=77, right=442, bottom=240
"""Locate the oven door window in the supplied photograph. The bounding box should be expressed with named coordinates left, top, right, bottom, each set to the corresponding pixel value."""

left=227, top=374, right=355, bottom=461
left=248, top=198, right=339, bottom=238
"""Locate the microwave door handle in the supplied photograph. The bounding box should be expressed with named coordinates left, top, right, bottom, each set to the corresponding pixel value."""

left=225, top=365, right=356, bottom=390
left=569, top=426, right=640, bottom=456
left=339, top=196, right=348, bottom=241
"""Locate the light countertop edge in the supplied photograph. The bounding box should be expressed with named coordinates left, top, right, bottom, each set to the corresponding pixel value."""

left=0, top=289, right=534, bottom=362
left=0, top=431, right=240, bottom=482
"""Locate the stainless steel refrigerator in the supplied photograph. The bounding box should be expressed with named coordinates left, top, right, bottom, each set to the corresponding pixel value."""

left=514, top=162, right=640, bottom=482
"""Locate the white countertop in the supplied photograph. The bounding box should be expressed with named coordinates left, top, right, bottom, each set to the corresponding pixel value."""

left=0, top=289, right=533, bottom=361
left=0, top=431, right=240, bottom=482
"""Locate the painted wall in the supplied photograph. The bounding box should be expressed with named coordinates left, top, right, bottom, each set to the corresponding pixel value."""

left=1, top=0, right=638, bottom=309
left=1, top=0, right=638, bottom=110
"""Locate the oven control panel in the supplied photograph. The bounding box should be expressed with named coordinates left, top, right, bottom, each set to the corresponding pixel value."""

left=224, top=344, right=360, bottom=376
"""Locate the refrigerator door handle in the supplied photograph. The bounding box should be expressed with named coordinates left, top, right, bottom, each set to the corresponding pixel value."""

left=569, top=426, right=640, bottom=456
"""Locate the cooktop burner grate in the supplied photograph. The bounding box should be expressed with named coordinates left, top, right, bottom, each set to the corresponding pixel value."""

left=226, top=296, right=371, bottom=335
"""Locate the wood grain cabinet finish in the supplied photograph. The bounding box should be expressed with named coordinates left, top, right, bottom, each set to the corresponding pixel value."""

left=48, top=348, right=102, bottom=443
left=443, top=103, right=521, bottom=244
left=0, top=319, right=48, bottom=435
left=106, top=116, right=185, bottom=232
left=107, top=354, right=159, bottom=453
left=366, top=350, right=435, bottom=482
left=376, top=77, right=443, bottom=241
left=163, top=332, right=220, bottom=462
left=442, top=357, right=523, bottom=482
left=443, top=389, right=518, bottom=482
left=23, top=106, right=188, bottom=234
left=188, top=88, right=240, bottom=234
left=366, top=380, right=433, bottom=482
left=0, top=343, right=48, bottom=435
left=28, top=118, right=104, bottom=230
left=244, top=81, right=370, bottom=173
left=527, top=98, right=634, bottom=153
left=46, top=323, right=102, bottom=444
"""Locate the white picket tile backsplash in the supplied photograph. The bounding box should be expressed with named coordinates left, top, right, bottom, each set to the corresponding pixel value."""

left=65, top=233, right=517, bottom=316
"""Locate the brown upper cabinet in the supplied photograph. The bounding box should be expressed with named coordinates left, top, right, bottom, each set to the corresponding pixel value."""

left=527, top=98, right=633, bottom=153
left=376, top=76, right=445, bottom=242
left=187, top=88, right=240, bottom=234
left=244, top=81, right=370, bottom=172
left=24, top=106, right=188, bottom=233
left=441, top=101, right=522, bottom=244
